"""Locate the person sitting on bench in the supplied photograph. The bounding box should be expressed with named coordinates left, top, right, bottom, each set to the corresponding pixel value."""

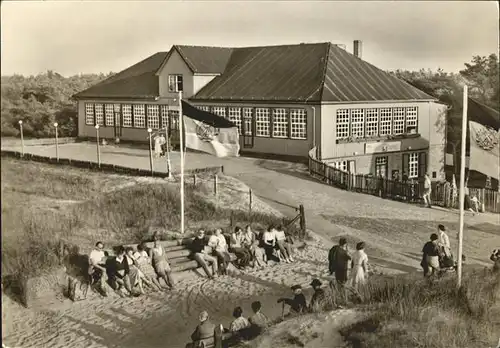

left=208, top=229, right=231, bottom=275
left=191, top=229, right=218, bottom=279
left=88, top=241, right=108, bottom=295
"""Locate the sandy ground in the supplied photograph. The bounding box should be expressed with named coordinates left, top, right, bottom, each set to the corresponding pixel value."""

left=2, top=142, right=499, bottom=348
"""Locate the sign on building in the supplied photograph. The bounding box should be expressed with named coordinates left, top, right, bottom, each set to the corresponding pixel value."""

left=365, top=141, right=401, bottom=154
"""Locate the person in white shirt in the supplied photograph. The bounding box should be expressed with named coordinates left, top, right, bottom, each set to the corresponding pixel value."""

left=88, top=241, right=107, bottom=293
left=262, top=226, right=278, bottom=262
left=230, top=227, right=252, bottom=268
left=274, top=226, right=294, bottom=263
left=208, top=229, right=230, bottom=274
left=470, top=195, right=481, bottom=214
left=229, top=306, right=251, bottom=333
left=422, top=174, right=432, bottom=208
left=437, top=224, right=451, bottom=257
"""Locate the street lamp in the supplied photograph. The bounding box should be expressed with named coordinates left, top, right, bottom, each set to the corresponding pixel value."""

left=148, top=128, right=154, bottom=176
left=54, top=122, right=59, bottom=161
left=95, top=124, right=101, bottom=168
left=18, top=120, right=24, bottom=157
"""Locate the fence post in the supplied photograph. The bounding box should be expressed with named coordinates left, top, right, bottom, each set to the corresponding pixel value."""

left=214, top=174, right=218, bottom=196
left=229, top=211, right=234, bottom=228
left=59, top=240, right=65, bottom=265
left=299, top=204, right=306, bottom=239
left=193, top=174, right=197, bottom=186
left=249, top=188, right=252, bottom=213
left=480, top=188, right=485, bottom=213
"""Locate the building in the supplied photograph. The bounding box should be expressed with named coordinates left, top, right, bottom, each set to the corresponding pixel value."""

left=73, top=41, right=447, bottom=181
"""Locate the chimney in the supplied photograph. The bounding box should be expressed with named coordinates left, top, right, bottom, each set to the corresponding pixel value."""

left=353, top=40, right=362, bottom=58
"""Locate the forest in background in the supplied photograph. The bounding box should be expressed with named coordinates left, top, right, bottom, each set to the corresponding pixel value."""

left=1, top=54, right=498, bottom=142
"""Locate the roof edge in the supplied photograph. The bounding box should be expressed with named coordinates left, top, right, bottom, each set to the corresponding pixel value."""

left=154, top=45, right=196, bottom=76
left=319, top=99, right=438, bottom=105
left=318, top=42, right=332, bottom=102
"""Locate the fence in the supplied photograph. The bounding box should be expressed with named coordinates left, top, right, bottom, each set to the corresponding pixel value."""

left=1, top=149, right=223, bottom=178
left=308, top=147, right=499, bottom=213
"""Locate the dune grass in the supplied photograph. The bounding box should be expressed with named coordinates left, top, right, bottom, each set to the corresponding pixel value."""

left=1, top=158, right=299, bottom=282
left=313, top=269, right=500, bottom=348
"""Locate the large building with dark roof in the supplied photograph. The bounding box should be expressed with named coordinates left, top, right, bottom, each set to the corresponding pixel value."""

left=73, top=41, right=448, bottom=181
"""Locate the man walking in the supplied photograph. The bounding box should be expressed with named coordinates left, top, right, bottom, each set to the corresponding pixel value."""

left=423, top=174, right=432, bottom=208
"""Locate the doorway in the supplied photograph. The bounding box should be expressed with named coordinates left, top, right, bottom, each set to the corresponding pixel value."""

left=242, top=108, right=254, bottom=148
left=114, top=104, right=122, bottom=138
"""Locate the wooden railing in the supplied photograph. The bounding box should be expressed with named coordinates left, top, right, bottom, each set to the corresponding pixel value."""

left=308, top=147, right=499, bottom=213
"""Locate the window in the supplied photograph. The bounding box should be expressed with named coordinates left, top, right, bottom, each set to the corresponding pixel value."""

left=365, top=109, right=378, bottom=136
left=114, top=104, right=120, bottom=112
left=228, top=107, right=242, bottom=134
left=243, top=108, right=253, bottom=135
left=168, top=74, right=183, bottom=92
left=375, top=156, right=388, bottom=178
left=379, top=108, right=392, bottom=136
left=255, top=108, right=270, bottom=137
left=406, top=107, right=418, bottom=133
left=122, top=105, right=132, bottom=127
left=350, top=109, right=364, bottom=138
left=336, top=109, right=349, bottom=139
left=272, top=108, right=288, bottom=138
left=211, top=106, right=226, bottom=118
left=392, top=107, right=405, bottom=135
left=169, top=110, right=179, bottom=131
left=105, top=104, right=114, bottom=126
left=408, top=152, right=419, bottom=178
left=133, top=104, right=146, bottom=128
left=85, top=103, right=94, bottom=125
left=160, top=105, right=169, bottom=128
left=147, top=105, right=160, bottom=129
left=94, top=104, right=104, bottom=126
left=197, top=106, right=210, bottom=112
left=332, top=161, right=348, bottom=172
left=290, top=109, right=307, bottom=139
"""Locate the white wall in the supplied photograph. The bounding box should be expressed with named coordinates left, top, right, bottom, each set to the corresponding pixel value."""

left=193, top=75, right=218, bottom=95
left=157, top=49, right=194, bottom=98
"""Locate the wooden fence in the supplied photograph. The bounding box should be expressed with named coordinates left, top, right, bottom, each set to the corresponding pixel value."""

left=308, top=147, right=499, bottom=213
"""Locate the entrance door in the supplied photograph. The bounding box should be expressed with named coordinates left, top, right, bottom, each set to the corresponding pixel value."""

left=375, top=156, right=388, bottom=178
left=242, top=108, right=254, bottom=148
left=114, top=104, right=122, bottom=138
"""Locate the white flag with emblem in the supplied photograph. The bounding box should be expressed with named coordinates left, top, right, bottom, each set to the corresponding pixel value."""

left=181, top=101, right=240, bottom=158
left=468, top=121, right=499, bottom=180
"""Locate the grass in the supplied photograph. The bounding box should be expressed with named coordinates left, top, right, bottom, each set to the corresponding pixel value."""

left=1, top=158, right=301, bottom=283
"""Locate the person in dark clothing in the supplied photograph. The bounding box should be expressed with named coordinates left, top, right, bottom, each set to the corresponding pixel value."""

left=329, top=238, right=351, bottom=285
left=106, top=246, right=134, bottom=296
left=277, top=285, right=307, bottom=315
left=421, top=233, right=441, bottom=277
left=190, top=229, right=218, bottom=278
left=309, top=279, right=326, bottom=311
left=490, top=249, right=500, bottom=273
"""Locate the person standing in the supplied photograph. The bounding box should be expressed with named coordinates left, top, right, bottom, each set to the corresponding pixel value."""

left=437, top=225, right=451, bottom=258
left=421, top=233, right=441, bottom=277
left=350, top=242, right=369, bottom=291
left=330, top=238, right=351, bottom=286
left=422, top=174, right=432, bottom=208
left=490, top=249, right=500, bottom=273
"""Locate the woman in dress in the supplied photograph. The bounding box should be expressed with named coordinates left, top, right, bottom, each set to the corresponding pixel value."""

left=350, top=242, right=368, bottom=291
left=134, top=242, right=164, bottom=291
left=149, top=233, right=175, bottom=289
left=125, top=247, right=148, bottom=295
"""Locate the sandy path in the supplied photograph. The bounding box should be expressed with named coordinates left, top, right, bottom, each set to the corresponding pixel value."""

left=2, top=241, right=343, bottom=348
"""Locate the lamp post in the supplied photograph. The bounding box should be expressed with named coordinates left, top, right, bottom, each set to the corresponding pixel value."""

left=54, top=122, right=59, bottom=161
left=148, top=128, right=154, bottom=176
left=18, top=120, right=24, bottom=157
left=95, top=125, right=101, bottom=168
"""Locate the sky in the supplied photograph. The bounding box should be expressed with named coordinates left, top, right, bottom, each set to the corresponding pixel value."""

left=1, top=1, right=498, bottom=76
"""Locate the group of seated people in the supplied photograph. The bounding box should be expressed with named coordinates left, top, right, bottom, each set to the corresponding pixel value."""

left=188, top=279, right=327, bottom=348
left=189, top=224, right=296, bottom=278
left=87, top=232, right=175, bottom=297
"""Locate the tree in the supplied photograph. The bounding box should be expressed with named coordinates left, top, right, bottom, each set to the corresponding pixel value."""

left=459, top=54, right=499, bottom=111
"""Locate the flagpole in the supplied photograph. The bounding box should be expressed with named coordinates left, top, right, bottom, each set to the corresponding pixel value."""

left=457, top=85, right=468, bottom=289
left=178, top=91, right=185, bottom=234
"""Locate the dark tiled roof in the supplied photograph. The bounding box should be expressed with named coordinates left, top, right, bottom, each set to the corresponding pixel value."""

left=468, top=98, right=500, bottom=130
left=175, top=45, right=233, bottom=74
left=191, top=43, right=329, bottom=102
left=73, top=52, right=168, bottom=99
left=321, top=44, right=435, bottom=102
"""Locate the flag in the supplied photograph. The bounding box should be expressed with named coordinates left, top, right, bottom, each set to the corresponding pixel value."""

left=181, top=100, right=240, bottom=157
left=468, top=121, right=500, bottom=180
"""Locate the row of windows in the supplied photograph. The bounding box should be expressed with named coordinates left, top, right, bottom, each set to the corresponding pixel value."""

left=85, top=103, right=179, bottom=130
left=336, top=107, right=418, bottom=140
left=195, top=105, right=308, bottom=140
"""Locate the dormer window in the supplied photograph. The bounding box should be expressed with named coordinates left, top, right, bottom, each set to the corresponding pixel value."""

left=168, top=74, right=183, bottom=92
